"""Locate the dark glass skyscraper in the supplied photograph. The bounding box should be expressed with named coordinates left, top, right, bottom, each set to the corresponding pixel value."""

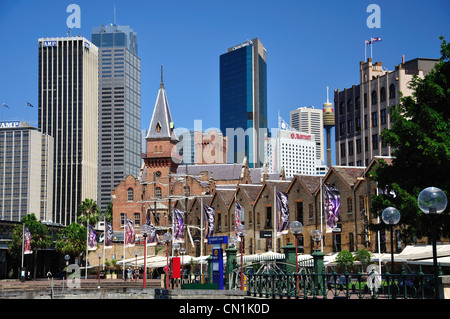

left=91, top=24, right=141, bottom=212
left=220, top=38, right=267, bottom=168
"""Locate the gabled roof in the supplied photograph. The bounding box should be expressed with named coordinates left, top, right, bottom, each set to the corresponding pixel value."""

left=324, top=166, right=366, bottom=189
left=287, top=175, right=321, bottom=195
left=146, top=70, right=177, bottom=141
left=237, top=184, right=263, bottom=205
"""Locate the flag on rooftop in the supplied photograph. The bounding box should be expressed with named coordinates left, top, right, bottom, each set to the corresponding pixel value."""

left=27, top=102, right=34, bottom=107
left=2, top=102, right=9, bottom=108
left=371, top=37, right=382, bottom=43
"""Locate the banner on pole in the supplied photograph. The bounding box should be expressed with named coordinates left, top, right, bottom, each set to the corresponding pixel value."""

left=203, top=204, right=215, bottom=239
left=173, top=208, right=185, bottom=243
left=276, top=191, right=289, bottom=236
left=324, top=183, right=341, bottom=233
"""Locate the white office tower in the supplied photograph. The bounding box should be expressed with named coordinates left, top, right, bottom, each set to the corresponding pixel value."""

left=38, top=37, right=98, bottom=225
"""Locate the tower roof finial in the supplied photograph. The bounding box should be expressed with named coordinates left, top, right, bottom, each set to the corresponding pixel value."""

left=160, top=65, right=164, bottom=88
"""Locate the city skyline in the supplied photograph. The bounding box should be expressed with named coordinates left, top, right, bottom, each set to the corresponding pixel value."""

left=1, top=0, right=449, bottom=167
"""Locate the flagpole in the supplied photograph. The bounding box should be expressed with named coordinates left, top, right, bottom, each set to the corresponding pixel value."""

left=21, top=223, right=25, bottom=270
left=123, top=221, right=126, bottom=280
left=103, top=215, right=106, bottom=270
left=365, top=41, right=367, bottom=62
left=200, top=197, right=203, bottom=278
left=320, top=177, right=323, bottom=251
left=85, top=212, right=88, bottom=280
left=371, top=42, right=373, bottom=59
left=273, top=186, right=276, bottom=253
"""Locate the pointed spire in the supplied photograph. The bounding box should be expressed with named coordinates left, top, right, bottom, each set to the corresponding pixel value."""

left=160, top=65, right=164, bottom=89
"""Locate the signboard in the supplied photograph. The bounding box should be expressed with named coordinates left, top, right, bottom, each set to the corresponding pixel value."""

left=207, top=236, right=228, bottom=245
left=43, top=41, right=57, bottom=47
left=260, top=231, right=272, bottom=238
left=172, top=257, right=181, bottom=279
left=0, top=121, right=20, bottom=128
left=211, top=248, right=224, bottom=290
left=290, top=132, right=311, bottom=140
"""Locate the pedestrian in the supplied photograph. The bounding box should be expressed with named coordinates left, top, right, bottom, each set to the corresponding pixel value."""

left=47, top=270, right=52, bottom=281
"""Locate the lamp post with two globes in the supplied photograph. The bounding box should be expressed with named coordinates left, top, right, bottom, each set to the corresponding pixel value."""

left=418, top=187, right=448, bottom=299
left=162, top=232, right=172, bottom=289
left=381, top=207, right=401, bottom=274
left=289, top=221, right=303, bottom=295
left=236, top=224, right=248, bottom=291
left=140, top=224, right=151, bottom=289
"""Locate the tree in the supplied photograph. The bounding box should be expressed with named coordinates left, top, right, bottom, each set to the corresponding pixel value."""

left=335, top=250, right=354, bottom=270
left=371, top=37, right=450, bottom=243
left=8, top=214, right=51, bottom=278
left=355, top=248, right=373, bottom=271
left=77, top=198, right=101, bottom=225
left=54, top=222, right=87, bottom=262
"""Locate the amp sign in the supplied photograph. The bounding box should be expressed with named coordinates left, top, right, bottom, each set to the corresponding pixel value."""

left=0, top=121, right=20, bottom=128
left=43, top=41, right=57, bottom=47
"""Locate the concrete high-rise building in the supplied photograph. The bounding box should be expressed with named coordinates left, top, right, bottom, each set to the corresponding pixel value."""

left=290, top=106, right=324, bottom=164
left=0, top=121, right=54, bottom=222
left=91, top=24, right=141, bottom=212
left=334, top=57, right=439, bottom=167
left=220, top=38, right=267, bottom=168
left=38, top=36, right=98, bottom=225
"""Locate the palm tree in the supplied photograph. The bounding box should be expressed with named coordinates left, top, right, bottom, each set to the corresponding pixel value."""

left=77, top=198, right=101, bottom=225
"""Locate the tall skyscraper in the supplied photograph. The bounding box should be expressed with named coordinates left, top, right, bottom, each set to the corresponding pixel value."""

left=220, top=38, right=267, bottom=168
left=0, top=121, right=53, bottom=222
left=38, top=36, right=98, bottom=225
left=290, top=106, right=324, bottom=164
left=91, top=24, right=141, bottom=212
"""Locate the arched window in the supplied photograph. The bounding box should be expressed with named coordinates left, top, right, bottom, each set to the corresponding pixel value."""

left=347, top=99, right=353, bottom=113
left=127, top=188, right=134, bottom=201
left=380, top=87, right=386, bottom=102
left=155, top=187, right=162, bottom=198
left=371, top=90, right=377, bottom=104
left=389, top=84, right=396, bottom=99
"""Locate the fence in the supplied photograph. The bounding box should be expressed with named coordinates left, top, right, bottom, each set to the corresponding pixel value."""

left=246, top=265, right=440, bottom=299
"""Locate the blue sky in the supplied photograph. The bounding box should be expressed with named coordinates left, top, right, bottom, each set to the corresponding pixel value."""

left=1, top=0, right=449, bottom=165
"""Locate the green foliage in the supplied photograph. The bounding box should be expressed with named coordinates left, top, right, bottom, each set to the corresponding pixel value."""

left=335, top=250, right=354, bottom=269
left=54, top=222, right=87, bottom=258
left=371, top=37, right=450, bottom=242
left=8, top=213, right=51, bottom=259
left=354, top=248, right=373, bottom=269
left=77, top=198, right=101, bottom=225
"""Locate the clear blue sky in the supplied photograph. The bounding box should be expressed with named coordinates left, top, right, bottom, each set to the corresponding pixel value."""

left=1, top=0, right=449, bottom=165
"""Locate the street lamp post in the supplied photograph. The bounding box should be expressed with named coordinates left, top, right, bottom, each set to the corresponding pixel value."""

left=162, top=232, right=172, bottom=289
left=134, top=250, right=139, bottom=282
left=140, top=224, right=151, bottom=289
left=381, top=207, right=401, bottom=275
left=289, top=221, right=303, bottom=296
left=418, top=187, right=448, bottom=299
left=180, top=247, right=186, bottom=281
left=97, top=252, right=102, bottom=283
left=236, top=224, right=248, bottom=291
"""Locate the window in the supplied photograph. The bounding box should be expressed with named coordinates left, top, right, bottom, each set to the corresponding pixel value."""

left=355, top=96, right=360, bottom=110
left=127, top=188, right=133, bottom=201
left=347, top=197, right=353, bottom=214
left=372, top=134, right=379, bottom=150
left=371, top=90, right=377, bottom=104
left=347, top=99, right=353, bottom=113
left=348, top=141, right=354, bottom=156
left=340, top=143, right=346, bottom=157
left=356, top=139, right=362, bottom=154
left=265, top=206, right=272, bottom=228
left=389, top=84, right=396, bottom=99
left=347, top=119, right=354, bottom=134
left=380, top=109, right=387, bottom=125
left=309, top=203, right=313, bottom=220
left=134, top=213, right=140, bottom=227
left=356, top=117, right=361, bottom=131
left=120, top=213, right=126, bottom=226
left=380, top=87, right=386, bottom=102
left=296, top=201, right=303, bottom=223
left=372, top=111, right=378, bottom=126
left=155, top=187, right=162, bottom=198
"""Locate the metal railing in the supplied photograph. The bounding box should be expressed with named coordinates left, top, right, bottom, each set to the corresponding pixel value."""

left=246, top=265, right=440, bottom=299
